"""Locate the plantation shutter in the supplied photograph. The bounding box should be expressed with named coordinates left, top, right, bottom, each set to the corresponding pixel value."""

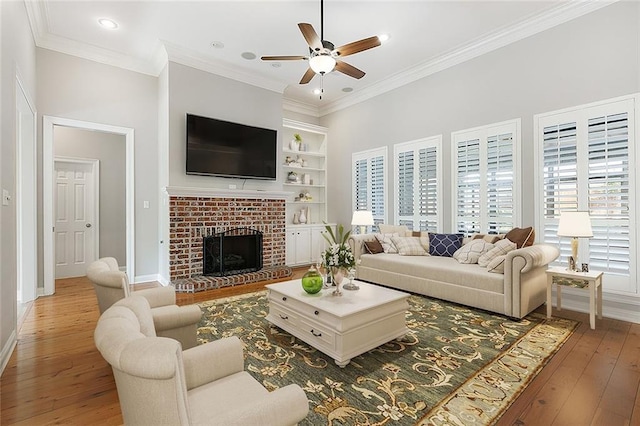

left=453, top=120, right=520, bottom=236
left=352, top=147, right=387, bottom=232
left=393, top=136, right=442, bottom=232
left=536, top=96, right=637, bottom=294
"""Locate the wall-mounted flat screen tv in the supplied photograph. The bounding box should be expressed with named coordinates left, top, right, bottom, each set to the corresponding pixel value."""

left=186, top=114, right=277, bottom=180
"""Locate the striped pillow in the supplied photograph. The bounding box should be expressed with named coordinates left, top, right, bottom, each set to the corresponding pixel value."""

left=391, top=236, right=429, bottom=256
left=478, top=239, right=517, bottom=267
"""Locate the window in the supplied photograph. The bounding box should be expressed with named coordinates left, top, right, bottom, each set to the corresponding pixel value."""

left=535, top=94, right=638, bottom=294
left=393, top=136, right=442, bottom=232
left=352, top=147, right=387, bottom=232
left=452, top=119, right=521, bottom=236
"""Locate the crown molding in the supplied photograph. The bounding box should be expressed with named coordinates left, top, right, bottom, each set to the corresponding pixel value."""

left=282, top=98, right=321, bottom=118
left=164, top=42, right=287, bottom=94
left=318, top=0, right=618, bottom=117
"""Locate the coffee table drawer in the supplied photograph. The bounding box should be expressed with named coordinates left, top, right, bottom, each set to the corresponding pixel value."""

left=268, top=304, right=299, bottom=329
left=298, top=318, right=335, bottom=351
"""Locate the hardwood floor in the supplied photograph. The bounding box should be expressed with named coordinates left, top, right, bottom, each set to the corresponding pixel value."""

left=1, top=273, right=638, bottom=425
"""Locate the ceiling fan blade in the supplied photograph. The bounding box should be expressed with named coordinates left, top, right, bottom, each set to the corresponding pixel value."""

left=334, top=36, right=381, bottom=57
left=261, top=55, right=307, bottom=61
left=299, top=67, right=316, bottom=84
left=298, top=23, right=323, bottom=52
left=335, top=60, right=365, bottom=79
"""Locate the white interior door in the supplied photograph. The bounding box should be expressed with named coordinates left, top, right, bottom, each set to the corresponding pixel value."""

left=54, top=159, right=99, bottom=278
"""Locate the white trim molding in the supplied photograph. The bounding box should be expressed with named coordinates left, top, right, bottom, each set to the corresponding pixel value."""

left=0, top=331, right=17, bottom=376
left=165, top=186, right=292, bottom=200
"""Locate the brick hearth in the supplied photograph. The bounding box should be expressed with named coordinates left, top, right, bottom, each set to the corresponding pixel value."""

left=167, top=188, right=292, bottom=292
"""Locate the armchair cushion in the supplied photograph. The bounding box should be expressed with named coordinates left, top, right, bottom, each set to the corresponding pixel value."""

left=182, top=336, right=244, bottom=390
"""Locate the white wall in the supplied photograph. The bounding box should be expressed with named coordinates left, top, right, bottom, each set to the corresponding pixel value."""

left=54, top=126, right=127, bottom=265
left=321, top=2, right=640, bottom=232
left=0, top=0, right=37, bottom=370
left=167, top=61, right=283, bottom=191
left=37, top=49, right=160, bottom=278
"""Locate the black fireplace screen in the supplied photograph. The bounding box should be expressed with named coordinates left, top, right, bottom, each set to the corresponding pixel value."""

left=203, top=228, right=263, bottom=276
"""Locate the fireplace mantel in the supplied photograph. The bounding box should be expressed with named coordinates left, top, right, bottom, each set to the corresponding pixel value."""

left=164, top=186, right=293, bottom=200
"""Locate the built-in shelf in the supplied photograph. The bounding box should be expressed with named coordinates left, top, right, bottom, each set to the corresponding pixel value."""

left=283, top=183, right=325, bottom=188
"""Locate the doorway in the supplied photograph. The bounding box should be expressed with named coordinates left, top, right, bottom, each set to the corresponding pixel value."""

left=16, top=76, right=37, bottom=325
left=43, top=116, right=135, bottom=295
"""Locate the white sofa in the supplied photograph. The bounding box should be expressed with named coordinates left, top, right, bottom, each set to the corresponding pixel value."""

left=349, top=234, right=559, bottom=319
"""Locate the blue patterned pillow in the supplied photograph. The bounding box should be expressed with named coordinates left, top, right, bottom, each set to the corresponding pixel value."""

left=429, top=233, right=464, bottom=257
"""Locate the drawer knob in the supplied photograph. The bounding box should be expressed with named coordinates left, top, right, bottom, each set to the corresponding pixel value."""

left=279, top=314, right=288, bottom=320
left=314, top=310, right=319, bottom=316
left=282, top=297, right=287, bottom=301
left=310, top=329, right=322, bottom=337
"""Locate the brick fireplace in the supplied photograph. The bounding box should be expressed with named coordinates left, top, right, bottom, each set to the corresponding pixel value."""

left=166, top=187, right=292, bottom=292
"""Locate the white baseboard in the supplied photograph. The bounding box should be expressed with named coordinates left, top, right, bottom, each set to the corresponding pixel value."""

left=0, top=331, right=17, bottom=376
left=133, top=274, right=166, bottom=285
left=550, top=288, right=640, bottom=324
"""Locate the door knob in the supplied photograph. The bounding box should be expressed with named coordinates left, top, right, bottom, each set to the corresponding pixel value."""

left=86, top=223, right=92, bottom=228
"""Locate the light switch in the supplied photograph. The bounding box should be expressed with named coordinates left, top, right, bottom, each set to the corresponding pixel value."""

left=143, top=200, right=150, bottom=209
left=2, top=189, right=10, bottom=206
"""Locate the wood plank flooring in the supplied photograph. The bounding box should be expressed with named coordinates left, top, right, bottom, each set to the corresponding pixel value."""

left=1, top=273, right=638, bottom=425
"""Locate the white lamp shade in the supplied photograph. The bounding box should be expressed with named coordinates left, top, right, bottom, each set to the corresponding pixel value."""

left=557, top=211, right=593, bottom=238
left=351, top=210, right=374, bottom=226
left=309, top=55, right=336, bottom=74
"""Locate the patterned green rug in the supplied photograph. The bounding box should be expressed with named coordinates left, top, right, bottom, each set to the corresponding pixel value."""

left=197, top=291, right=577, bottom=425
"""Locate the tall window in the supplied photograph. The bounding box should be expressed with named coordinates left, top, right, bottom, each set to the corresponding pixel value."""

left=535, top=95, right=638, bottom=294
left=393, top=136, right=442, bottom=232
left=452, top=119, right=520, bottom=236
left=352, top=147, right=387, bottom=232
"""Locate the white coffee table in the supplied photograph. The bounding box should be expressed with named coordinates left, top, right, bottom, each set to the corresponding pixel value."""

left=265, top=279, right=410, bottom=367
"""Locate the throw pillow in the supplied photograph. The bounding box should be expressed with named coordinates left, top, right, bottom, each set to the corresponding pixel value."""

left=375, top=233, right=400, bottom=253
left=453, top=239, right=494, bottom=264
left=472, top=233, right=505, bottom=244
left=478, top=239, right=517, bottom=267
left=411, top=231, right=430, bottom=251
left=391, top=236, right=429, bottom=256
left=505, top=227, right=535, bottom=248
left=487, top=255, right=507, bottom=274
left=429, top=233, right=464, bottom=257
left=378, top=224, right=410, bottom=236
left=363, top=239, right=384, bottom=255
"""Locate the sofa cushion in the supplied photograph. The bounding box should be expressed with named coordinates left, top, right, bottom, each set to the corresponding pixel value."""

left=375, top=233, right=399, bottom=253
left=453, top=239, right=494, bottom=264
left=478, top=239, right=517, bottom=267
left=358, top=253, right=504, bottom=294
left=505, top=227, right=535, bottom=248
left=378, top=224, right=410, bottom=236
left=472, top=233, right=505, bottom=244
left=429, top=233, right=463, bottom=257
left=391, top=236, right=429, bottom=256
left=363, top=239, right=384, bottom=254
left=487, top=255, right=507, bottom=273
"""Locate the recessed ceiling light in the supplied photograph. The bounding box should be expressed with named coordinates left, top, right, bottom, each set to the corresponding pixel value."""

left=241, top=52, right=257, bottom=60
left=271, top=63, right=281, bottom=68
left=378, top=34, right=390, bottom=43
left=342, top=87, right=354, bottom=93
left=98, top=18, right=118, bottom=30
left=211, top=41, right=225, bottom=49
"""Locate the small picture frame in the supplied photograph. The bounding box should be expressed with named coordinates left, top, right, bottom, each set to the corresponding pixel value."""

left=581, top=263, right=589, bottom=273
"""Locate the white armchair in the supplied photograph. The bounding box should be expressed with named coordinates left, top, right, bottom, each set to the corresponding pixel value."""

left=86, top=257, right=202, bottom=349
left=94, top=295, right=309, bottom=425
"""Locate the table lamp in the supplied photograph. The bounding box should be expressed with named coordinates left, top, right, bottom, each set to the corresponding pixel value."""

left=557, top=211, right=593, bottom=271
left=351, top=210, right=374, bottom=235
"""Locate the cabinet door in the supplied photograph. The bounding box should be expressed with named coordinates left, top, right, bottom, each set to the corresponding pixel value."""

left=311, top=226, right=330, bottom=263
left=286, top=228, right=312, bottom=265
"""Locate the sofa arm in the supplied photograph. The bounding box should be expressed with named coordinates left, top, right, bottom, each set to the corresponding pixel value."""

left=506, top=244, right=560, bottom=274
left=348, top=234, right=378, bottom=262
left=151, top=304, right=202, bottom=332
left=134, top=286, right=176, bottom=308
left=182, top=336, right=244, bottom=390
left=214, top=384, right=309, bottom=426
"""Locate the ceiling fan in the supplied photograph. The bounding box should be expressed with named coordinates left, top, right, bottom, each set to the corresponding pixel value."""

left=261, top=0, right=382, bottom=86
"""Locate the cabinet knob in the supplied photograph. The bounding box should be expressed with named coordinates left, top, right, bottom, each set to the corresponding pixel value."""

left=282, top=296, right=287, bottom=301
left=314, top=310, right=319, bottom=316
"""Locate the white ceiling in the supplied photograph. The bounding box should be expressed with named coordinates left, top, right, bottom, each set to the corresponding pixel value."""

left=26, top=1, right=612, bottom=115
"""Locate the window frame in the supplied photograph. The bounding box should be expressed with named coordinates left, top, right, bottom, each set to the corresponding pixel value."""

left=352, top=146, right=388, bottom=232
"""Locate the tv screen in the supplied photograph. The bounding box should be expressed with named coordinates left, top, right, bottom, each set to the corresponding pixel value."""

left=186, top=114, right=277, bottom=180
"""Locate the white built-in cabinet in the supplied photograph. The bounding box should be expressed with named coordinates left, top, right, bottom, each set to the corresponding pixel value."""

left=282, top=119, right=334, bottom=266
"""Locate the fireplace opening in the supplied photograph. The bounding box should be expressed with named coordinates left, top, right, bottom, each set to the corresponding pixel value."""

left=203, top=228, right=263, bottom=276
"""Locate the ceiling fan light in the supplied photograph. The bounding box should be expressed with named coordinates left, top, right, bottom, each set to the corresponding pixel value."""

left=309, top=55, right=336, bottom=74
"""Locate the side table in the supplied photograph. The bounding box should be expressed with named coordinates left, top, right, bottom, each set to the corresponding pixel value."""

left=546, top=266, right=603, bottom=329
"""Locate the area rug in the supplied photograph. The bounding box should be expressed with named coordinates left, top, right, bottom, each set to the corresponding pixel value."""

left=197, top=291, right=577, bottom=425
